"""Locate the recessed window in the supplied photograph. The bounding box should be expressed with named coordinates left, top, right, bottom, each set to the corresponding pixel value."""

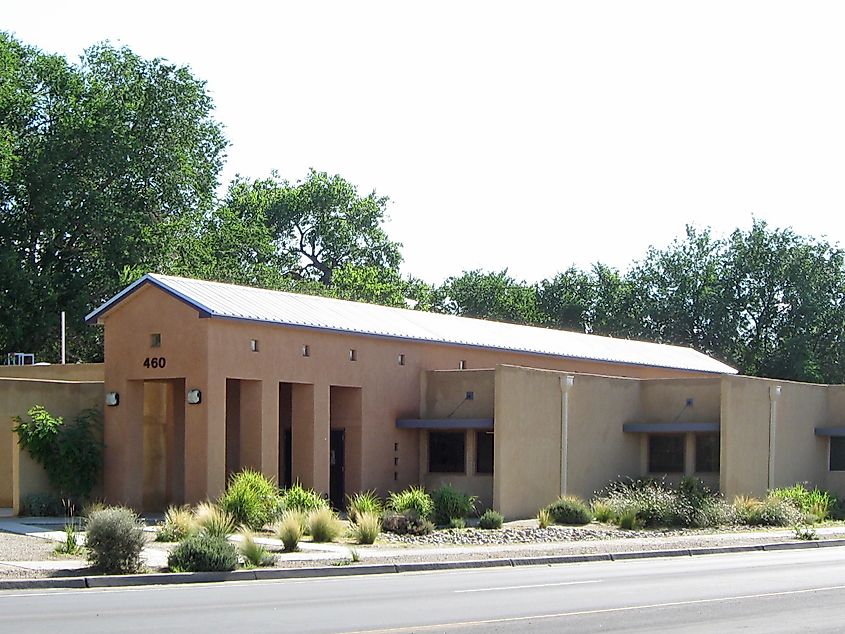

left=459, top=360, right=467, bottom=370
left=250, top=339, right=259, bottom=352
left=695, top=433, right=720, bottom=473
left=428, top=431, right=466, bottom=473
left=397, top=354, right=405, bottom=366
left=150, top=333, right=161, bottom=348
left=302, top=345, right=310, bottom=357
left=648, top=435, right=685, bottom=473
left=476, top=431, right=494, bottom=474
left=831, top=437, right=845, bottom=471
left=349, top=349, right=357, bottom=361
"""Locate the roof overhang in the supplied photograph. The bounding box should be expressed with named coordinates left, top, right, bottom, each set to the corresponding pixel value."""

left=396, top=418, right=494, bottom=430
left=623, top=422, right=720, bottom=433
left=815, top=427, right=845, bottom=437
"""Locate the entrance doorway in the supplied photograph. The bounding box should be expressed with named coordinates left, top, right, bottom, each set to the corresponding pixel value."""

left=142, top=379, right=185, bottom=511
left=330, top=430, right=345, bottom=510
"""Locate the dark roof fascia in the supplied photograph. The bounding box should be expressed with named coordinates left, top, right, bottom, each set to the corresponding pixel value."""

left=815, top=427, right=845, bottom=437
left=397, top=418, right=494, bottom=430
left=623, top=422, right=720, bottom=433
left=85, top=274, right=214, bottom=324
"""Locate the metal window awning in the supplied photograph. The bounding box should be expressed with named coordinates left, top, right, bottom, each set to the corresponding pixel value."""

left=815, top=427, right=845, bottom=437
left=396, top=418, right=494, bottom=430
left=623, top=422, right=720, bottom=433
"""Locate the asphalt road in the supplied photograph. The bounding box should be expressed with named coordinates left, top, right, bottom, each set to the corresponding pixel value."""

left=3, top=548, right=845, bottom=633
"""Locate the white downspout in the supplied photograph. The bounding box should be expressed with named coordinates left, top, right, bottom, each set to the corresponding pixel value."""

left=560, top=375, right=575, bottom=497
left=768, top=385, right=781, bottom=489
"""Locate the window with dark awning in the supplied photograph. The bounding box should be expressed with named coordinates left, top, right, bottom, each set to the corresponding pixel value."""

left=396, top=418, right=493, bottom=430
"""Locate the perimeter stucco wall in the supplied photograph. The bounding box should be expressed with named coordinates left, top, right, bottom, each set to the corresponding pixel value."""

left=719, top=375, right=831, bottom=500
left=97, top=284, right=724, bottom=508
left=0, top=376, right=102, bottom=512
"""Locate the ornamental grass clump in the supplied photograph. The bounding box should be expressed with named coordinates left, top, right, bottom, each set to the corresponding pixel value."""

left=770, top=483, right=837, bottom=522
left=275, top=513, right=304, bottom=552
left=591, top=500, right=615, bottom=523
left=537, top=507, right=552, bottom=529
left=281, top=482, right=329, bottom=513
left=156, top=505, right=198, bottom=542
left=308, top=507, right=344, bottom=543
left=387, top=485, right=434, bottom=520
left=85, top=506, right=146, bottom=575
left=219, top=469, right=284, bottom=531
left=350, top=512, right=381, bottom=544
left=239, top=529, right=274, bottom=567
left=546, top=496, right=592, bottom=525
left=346, top=490, right=384, bottom=524
left=193, top=502, right=236, bottom=538
left=478, top=509, right=504, bottom=530
left=431, top=485, right=477, bottom=526
left=168, top=532, right=238, bottom=572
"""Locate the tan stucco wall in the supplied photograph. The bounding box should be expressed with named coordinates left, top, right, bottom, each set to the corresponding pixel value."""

left=97, top=284, right=721, bottom=509
left=0, top=363, right=104, bottom=381
left=0, top=377, right=103, bottom=512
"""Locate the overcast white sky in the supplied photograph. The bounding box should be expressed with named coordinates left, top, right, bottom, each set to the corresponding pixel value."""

left=6, top=2, right=845, bottom=283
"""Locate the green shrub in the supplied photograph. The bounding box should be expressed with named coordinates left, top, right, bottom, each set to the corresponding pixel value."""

left=347, top=490, right=384, bottom=523
left=479, top=509, right=504, bottom=529
left=431, top=485, right=477, bottom=526
left=13, top=406, right=103, bottom=502
left=382, top=510, right=434, bottom=536
left=537, top=507, right=552, bottom=529
left=219, top=469, right=283, bottom=530
left=156, top=506, right=198, bottom=542
left=388, top=486, right=434, bottom=520
left=21, top=492, right=63, bottom=517
left=350, top=511, right=381, bottom=544
left=239, top=529, right=274, bottom=567
left=308, top=507, right=344, bottom=542
left=743, top=495, right=802, bottom=526
left=448, top=517, right=466, bottom=529
left=771, top=483, right=837, bottom=522
left=275, top=513, right=303, bottom=551
left=85, top=507, right=146, bottom=574
left=81, top=500, right=107, bottom=518
left=591, top=500, right=615, bottom=523
left=546, top=496, right=592, bottom=525
left=168, top=532, right=238, bottom=572
left=281, top=482, right=329, bottom=513
left=194, top=502, right=236, bottom=538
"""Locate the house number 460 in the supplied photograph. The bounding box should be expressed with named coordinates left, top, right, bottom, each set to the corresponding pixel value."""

left=143, top=357, right=166, bottom=369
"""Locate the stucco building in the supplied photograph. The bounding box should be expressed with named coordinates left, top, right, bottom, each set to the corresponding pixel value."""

left=6, top=273, right=845, bottom=518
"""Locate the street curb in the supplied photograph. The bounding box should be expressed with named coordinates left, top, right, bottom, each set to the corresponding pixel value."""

left=1, top=538, right=842, bottom=591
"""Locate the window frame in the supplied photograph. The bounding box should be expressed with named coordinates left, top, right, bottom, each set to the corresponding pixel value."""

left=428, top=431, right=466, bottom=474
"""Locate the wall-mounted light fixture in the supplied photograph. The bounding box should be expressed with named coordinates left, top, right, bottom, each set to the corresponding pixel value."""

left=187, top=389, right=202, bottom=405
left=105, top=392, right=119, bottom=407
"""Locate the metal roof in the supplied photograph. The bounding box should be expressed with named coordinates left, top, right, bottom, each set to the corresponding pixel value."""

left=86, top=274, right=738, bottom=375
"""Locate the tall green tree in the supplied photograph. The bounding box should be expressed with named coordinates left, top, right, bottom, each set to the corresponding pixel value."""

left=435, top=270, right=540, bottom=325
left=0, top=33, right=227, bottom=361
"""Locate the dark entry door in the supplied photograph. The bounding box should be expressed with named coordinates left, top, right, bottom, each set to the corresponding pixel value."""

left=330, top=429, right=345, bottom=510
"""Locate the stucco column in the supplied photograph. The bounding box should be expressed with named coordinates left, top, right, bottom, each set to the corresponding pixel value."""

left=104, top=379, right=143, bottom=507
left=204, top=376, right=227, bottom=501
left=291, top=383, right=330, bottom=493
left=260, top=380, right=279, bottom=483
left=559, top=375, right=574, bottom=496
left=768, top=385, right=782, bottom=489
left=183, top=375, right=208, bottom=504
left=313, top=384, right=331, bottom=494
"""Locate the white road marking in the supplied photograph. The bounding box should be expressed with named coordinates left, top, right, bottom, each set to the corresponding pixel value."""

left=345, top=584, right=845, bottom=633
left=454, top=579, right=601, bottom=593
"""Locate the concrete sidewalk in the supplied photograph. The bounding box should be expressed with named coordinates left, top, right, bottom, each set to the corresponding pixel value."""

left=4, top=516, right=845, bottom=590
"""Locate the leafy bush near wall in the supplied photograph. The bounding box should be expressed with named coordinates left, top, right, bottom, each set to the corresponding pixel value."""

left=382, top=510, right=434, bottom=536
left=21, top=492, right=64, bottom=517
left=281, top=482, right=329, bottom=513
left=479, top=509, right=504, bottom=529
left=546, top=496, right=592, bottom=525
left=431, top=485, right=477, bottom=526
left=85, top=507, right=146, bottom=574
left=346, top=490, right=384, bottom=523
left=13, top=406, right=103, bottom=502
left=770, top=483, right=838, bottom=521
left=219, top=469, right=284, bottom=530
left=387, top=486, right=434, bottom=520
left=168, top=532, right=238, bottom=572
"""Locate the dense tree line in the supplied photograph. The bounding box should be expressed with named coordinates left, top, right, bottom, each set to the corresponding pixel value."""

left=3, top=33, right=844, bottom=383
